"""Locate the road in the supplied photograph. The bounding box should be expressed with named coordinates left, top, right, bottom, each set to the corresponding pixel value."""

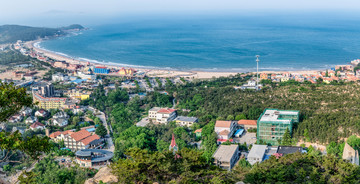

left=88, top=106, right=114, bottom=152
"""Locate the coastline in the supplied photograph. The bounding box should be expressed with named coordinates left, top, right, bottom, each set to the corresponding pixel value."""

left=26, top=39, right=320, bottom=79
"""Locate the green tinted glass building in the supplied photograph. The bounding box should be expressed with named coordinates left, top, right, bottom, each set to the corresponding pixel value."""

left=257, top=109, right=300, bottom=145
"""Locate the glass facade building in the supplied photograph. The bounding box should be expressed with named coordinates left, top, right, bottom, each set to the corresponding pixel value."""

left=257, top=109, right=300, bottom=145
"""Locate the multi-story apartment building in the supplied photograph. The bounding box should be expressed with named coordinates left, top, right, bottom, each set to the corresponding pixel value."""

left=148, top=107, right=177, bottom=124
left=213, top=144, right=239, bottom=171
left=214, top=120, right=238, bottom=141
left=32, top=92, right=67, bottom=110
left=257, top=109, right=300, bottom=145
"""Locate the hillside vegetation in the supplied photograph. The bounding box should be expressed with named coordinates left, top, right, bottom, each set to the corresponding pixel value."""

left=170, top=79, right=360, bottom=144
left=0, top=24, right=84, bottom=44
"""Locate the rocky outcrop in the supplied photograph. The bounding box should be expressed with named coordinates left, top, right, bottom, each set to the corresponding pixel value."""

left=84, top=167, right=118, bottom=184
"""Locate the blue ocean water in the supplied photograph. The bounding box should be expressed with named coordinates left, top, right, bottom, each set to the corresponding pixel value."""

left=39, top=13, right=360, bottom=72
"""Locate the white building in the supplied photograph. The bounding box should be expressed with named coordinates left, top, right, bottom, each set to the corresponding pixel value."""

left=214, top=120, right=238, bottom=140
left=25, top=116, right=38, bottom=124
left=148, top=107, right=177, bottom=124
left=213, top=144, right=240, bottom=171
left=52, top=73, right=69, bottom=82
left=30, top=122, right=46, bottom=130
left=174, top=116, right=198, bottom=127
left=247, top=144, right=267, bottom=165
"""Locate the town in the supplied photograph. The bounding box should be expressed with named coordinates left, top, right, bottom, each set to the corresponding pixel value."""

left=1, top=40, right=360, bottom=183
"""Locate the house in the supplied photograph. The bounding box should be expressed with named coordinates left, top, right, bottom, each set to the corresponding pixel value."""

left=35, top=109, right=48, bottom=117
left=276, top=146, right=303, bottom=156
left=30, top=122, right=45, bottom=130
left=25, top=116, right=38, bottom=124
left=214, top=120, right=237, bottom=140
left=118, top=67, right=136, bottom=76
left=174, top=116, right=198, bottom=127
left=247, top=144, right=267, bottom=165
left=49, top=130, right=74, bottom=142
left=12, top=127, right=26, bottom=134
left=53, top=111, right=69, bottom=119
left=148, top=107, right=177, bottom=124
left=20, top=107, right=33, bottom=116
left=238, top=120, right=257, bottom=130
left=343, top=143, right=359, bottom=165
left=213, top=144, right=240, bottom=171
left=53, top=118, right=69, bottom=127
left=195, top=129, right=202, bottom=138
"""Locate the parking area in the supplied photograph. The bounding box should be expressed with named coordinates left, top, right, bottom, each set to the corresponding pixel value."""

left=233, top=132, right=257, bottom=145
left=55, top=156, right=75, bottom=167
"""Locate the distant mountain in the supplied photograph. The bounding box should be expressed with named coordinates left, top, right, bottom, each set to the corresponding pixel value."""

left=0, top=24, right=85, bottom=44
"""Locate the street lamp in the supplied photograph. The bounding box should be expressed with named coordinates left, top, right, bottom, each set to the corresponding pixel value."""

left=256, top=55, right=260, bottom=90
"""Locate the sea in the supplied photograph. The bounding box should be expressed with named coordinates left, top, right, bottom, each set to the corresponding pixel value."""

left=38, top=12, right=360, bottom=72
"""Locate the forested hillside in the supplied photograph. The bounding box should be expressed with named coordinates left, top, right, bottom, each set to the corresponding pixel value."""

left=0, top=24, right=84, bottom=44
left=170, top=79, right=360, bottom=144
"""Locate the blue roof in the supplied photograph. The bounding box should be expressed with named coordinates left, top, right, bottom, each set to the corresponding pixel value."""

left=234, top=129, right=244, bottom=136
left=71, top=79, right=87, bottom=84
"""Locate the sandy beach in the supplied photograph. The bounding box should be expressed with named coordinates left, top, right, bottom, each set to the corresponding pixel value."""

left=25, top=40, right=321, bottom=79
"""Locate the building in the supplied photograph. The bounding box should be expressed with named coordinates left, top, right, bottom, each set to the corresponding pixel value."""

left=63, top=129, right=102, bottom=151
left=32, top=82, right=54, bottom=97
left=174, top=116, right=198, bottom=127
left=35, top=109, right=48, bottom=117
left=214, top=121, right=238, bottom=141
left=30, top=122, right=45, bottom=130
left=32, top=92, right=67, bottom=110
left=118, top=67, right=136, bottom=76
left=75, top=149, right=113, bottom=167
left=257, top=109, right=299, bottom=145
left=52, top=73, right=69, bottom=82
left=53, top=118, right=69, bottom=127
left=343, top=143, right=359, bottom=165
left=148, top=107, right=177, bottom=124
left=94, top=67, right=110, bottom=74
left=25, top=116, right=38, bottom=124
left=276, top=146, right=303, bottom=156
left=169, top=134, right=178, bottom=153
left=238, top=120, right=257, bottom=130
left=65, top=89, right=92, bottom=101
left=195, top=129, right=202, bottom=138
left=247, top=144, right=267, bottom=165
left=49, top=130, right=74, bottom=142
left=213, top=144, right=240, bottom=171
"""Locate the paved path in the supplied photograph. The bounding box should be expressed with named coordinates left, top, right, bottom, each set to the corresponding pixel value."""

left=88, top=106, right=114, bottom=152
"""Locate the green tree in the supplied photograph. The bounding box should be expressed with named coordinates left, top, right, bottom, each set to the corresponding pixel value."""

left=280, top=128, right=292, bottom=146
left=95, top=124, right=107, bottom=138
left=235, top=114, right=247, bottom=120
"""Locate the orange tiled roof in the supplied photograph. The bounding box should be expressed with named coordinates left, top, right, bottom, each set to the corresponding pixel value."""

left=30, top=122, right=45, bottom=129
left=80, top=134, right=100, bottom=146
left=238, top=120, right=257, bottom=126
left=194, top=128, right=202, bottom=133
left=215, top=120, right=232, bottom=128
left=70, top=129, right=91, bottom=142
left=158, top=108, right=176, bottom=114
left=49, top=131, right=62, bottom=138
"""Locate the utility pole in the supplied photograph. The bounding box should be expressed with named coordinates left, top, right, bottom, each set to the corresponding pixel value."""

left=256, top=55, right=260, bottom=90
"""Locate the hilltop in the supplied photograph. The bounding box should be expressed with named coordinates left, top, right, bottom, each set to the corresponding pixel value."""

left=0, top=24, right=84, bottom=44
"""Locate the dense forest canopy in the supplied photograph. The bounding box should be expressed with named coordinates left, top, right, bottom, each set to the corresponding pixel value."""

left=0, top=24, right=84, bottom=44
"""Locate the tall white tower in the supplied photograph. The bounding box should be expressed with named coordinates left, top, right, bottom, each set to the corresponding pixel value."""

left=256, top=55, right=260, bottom=90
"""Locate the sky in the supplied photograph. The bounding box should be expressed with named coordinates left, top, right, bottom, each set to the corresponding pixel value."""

left=1, top=0, right=360, bottom=26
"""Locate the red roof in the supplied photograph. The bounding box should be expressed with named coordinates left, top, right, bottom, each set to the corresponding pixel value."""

left=80, top=134, right=100, bottom=146
left=194, top=129, right=202, bottom=133
left=70, top=129, right=91, bottom=141
left=30, top=122, right=45, bottom=129
left=238, top=120, right=257, bottom=126
left=215, top=120, right=232, bottom=128
left=49, top=131, right=62, bottom=138
left=170, top=134, right=177, bottom=148
left=217, top=139, right=233, bottom=142
left=95, top=66, right=107, bottom=69
left=158, top=108, right=176, bottom=114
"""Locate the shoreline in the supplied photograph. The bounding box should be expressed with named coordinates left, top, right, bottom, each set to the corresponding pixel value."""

left=26, top=39, right=322, bottom=79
